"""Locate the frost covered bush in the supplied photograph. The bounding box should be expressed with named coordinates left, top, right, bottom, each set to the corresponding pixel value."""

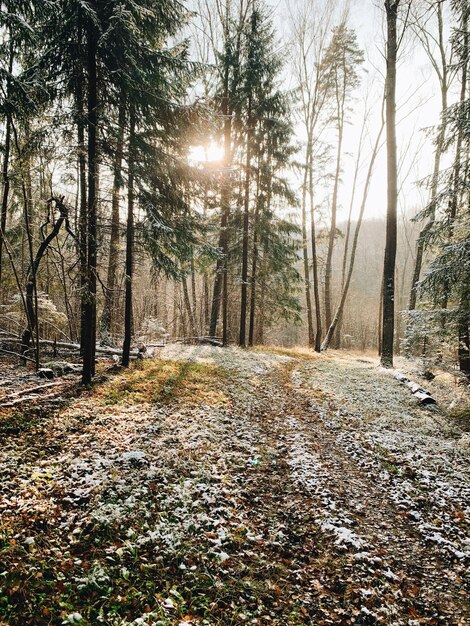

left=1, top=292, right=68, bottom=339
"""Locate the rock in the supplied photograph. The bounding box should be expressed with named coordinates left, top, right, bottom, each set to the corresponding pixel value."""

left=43, top=361, right=81, bottom=376
left=37, top=368, right=54, bottom=379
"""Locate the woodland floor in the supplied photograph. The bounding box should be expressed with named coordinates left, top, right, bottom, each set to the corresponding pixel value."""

left=0, top=345, right=469, bottom=626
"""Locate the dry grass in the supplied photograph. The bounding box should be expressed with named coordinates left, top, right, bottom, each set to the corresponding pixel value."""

left=96, top=358, right=230, bottom=407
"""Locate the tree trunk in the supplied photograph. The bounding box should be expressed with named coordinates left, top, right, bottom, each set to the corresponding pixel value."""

left=0, top=37, right=13, bottom=296
left=210, top=53, right=232, bottom=340
left=308, top=156, right=322, bottom=352
left=248, top=197, right=260, bottom=347
left=101, top=89, right=126, bottom=342
left=302, top=142, right=314, bottom=347
left=336, top=114, right=366, bottom=348
left=182, top=274, right=198, bottom=338
left=20, top=199, right=68, bottom=365
left=122, top=107, right=136, bottom=368
left=380, top=0, right=399, bottom=369
left=82, top=18, right=99, bottom=385
left=239, top=93, right=253, bottom=347
left=321, top=113, right=384, bottom=351
left=325, top=68, right=346, bottom=328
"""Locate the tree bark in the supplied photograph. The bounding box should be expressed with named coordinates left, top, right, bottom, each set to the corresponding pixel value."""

left=0, top=36, right=13, bottom=296
left=308, top=156, right=322, bottom=352
left=380, top=0, right=400, bottom=368
left=209, top=38, right=232, bottom=341
left=239, top=92, right=253, bottom=347
left=248, top=190, right=260, bottom=347
left=302, top=141, right=314, bottom=347
left=101, top=89, right=126, bottom=342
left=322, top=113, right=385, bottom=351
left=324, top=53, right=346, bottom=336
left=122, top=107, right=136, bottom=368
left=82, top=17, right=99, bottom=385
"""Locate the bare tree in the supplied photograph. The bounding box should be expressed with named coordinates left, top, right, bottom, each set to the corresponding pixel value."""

left=322, top=100, right=385, bottom=351
left=289, top=0, right=336, bottom=349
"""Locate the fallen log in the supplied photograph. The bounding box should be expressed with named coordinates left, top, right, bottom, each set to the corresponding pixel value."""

left=1, top=337, right=141, bottom=358
left=39, top=340, right=141, bottom=357
left=177, top=336, right=223, bottom=347
left=393, top=371, right=436, bottom=406
left=0, top=347, right=36, bottom=363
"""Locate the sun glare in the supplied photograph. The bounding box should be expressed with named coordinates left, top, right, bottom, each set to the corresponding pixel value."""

left=189, top=142, right=224, bottom=165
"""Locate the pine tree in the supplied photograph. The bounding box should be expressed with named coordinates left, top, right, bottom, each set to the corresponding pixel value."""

left=418, top=0, right=469, bottom=377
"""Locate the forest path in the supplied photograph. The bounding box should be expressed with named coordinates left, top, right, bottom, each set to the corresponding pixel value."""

left=231, top=353, right=469, bottom=625
left=0, top=346, right=469, bottom=625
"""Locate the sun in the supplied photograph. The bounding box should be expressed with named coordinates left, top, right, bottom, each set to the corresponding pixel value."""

left=188, top=142, right=224, bottom=165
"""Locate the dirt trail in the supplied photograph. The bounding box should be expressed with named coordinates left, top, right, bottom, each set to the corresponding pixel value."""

left=1, top=346, right=468, bottom=626
left=232, top=358, right=469, bottom=624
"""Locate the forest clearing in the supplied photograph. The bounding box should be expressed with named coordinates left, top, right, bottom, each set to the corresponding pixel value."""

left=0, top=346, right=469, bottom=625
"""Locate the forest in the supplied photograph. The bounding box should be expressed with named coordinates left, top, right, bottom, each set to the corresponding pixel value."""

left=0, top=0, right=469, bottom=625
left=0, top=0, right=467, bottom=378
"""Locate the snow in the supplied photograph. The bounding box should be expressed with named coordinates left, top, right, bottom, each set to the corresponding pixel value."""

left=1, top=345, right=469, bottom=624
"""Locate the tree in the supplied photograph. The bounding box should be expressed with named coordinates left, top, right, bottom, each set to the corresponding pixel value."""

left=408, top=1, right=451, bottom=312
left=322, top=22, right=364, bottom=341
left=290, top=0, right=336, bottom=350
left=380, top=0, right=401, bottom=368
left=321, top=100, right=385, bottom=351
left=207, top=0, right=250, bottom=343
left=418, top=0, right=469, bottom=377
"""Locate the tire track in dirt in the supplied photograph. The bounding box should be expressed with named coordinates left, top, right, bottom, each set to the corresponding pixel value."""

left=230, top=358, right=469, bottom=625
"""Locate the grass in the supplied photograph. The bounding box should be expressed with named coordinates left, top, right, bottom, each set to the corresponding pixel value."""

left=96, top=358, right=230, bottom=408
left=447, top=403, right=470, bottom=432
left=252, top=345, right=316, bottom=360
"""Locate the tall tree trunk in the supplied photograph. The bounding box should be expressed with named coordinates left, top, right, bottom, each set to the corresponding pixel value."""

left=302, top=142, right=314, bottom=347
left=82, top=18, right=99, bottom=385
left=20, top=199, right=68, bottom=365
left=190, top=254, right=198, bottom=329
left=172, top=281, right=179, bottom=337
left=122, top=107, right=136, bottom=368
left=210, top=47, right=232, bottom=341
left=324, top=91, right=345, bottom=335
left=0, top=36, right=13, bottom=296
left=257, top=243, right=267, bottom=345
left=335, top=113, right=366, bottom=348
left=308, top=156, right=322, bottom=352
left=101, top=90, right=126, bottom=342
left=381, top=0, right=400, bottom=368
left=239, top=93, right=253, bottom=347
left=248, top=196, right=260, bottom=347
left=182, top=274, right=198, bottom=338
left=74, top=25, right=88, bottom=352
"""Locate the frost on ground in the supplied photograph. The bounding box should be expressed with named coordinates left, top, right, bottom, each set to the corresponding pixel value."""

left=157, top=343, right=292, bottom=374
left=293, top=352, right=470, bottom=562
left=0, top=345, right=469, bottom=626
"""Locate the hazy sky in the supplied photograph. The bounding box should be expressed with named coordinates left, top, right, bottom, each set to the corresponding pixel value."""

left=280, top=0, right=451, bottom=223
left=188, top=0, right=455, bottom=224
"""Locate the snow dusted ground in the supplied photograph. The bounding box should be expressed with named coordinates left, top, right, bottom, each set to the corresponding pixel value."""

left=157, top=343, right=292, bottom=374
left=293, top=352, right=470, bottom=555
left=1, top=345, right=469, bottom=625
